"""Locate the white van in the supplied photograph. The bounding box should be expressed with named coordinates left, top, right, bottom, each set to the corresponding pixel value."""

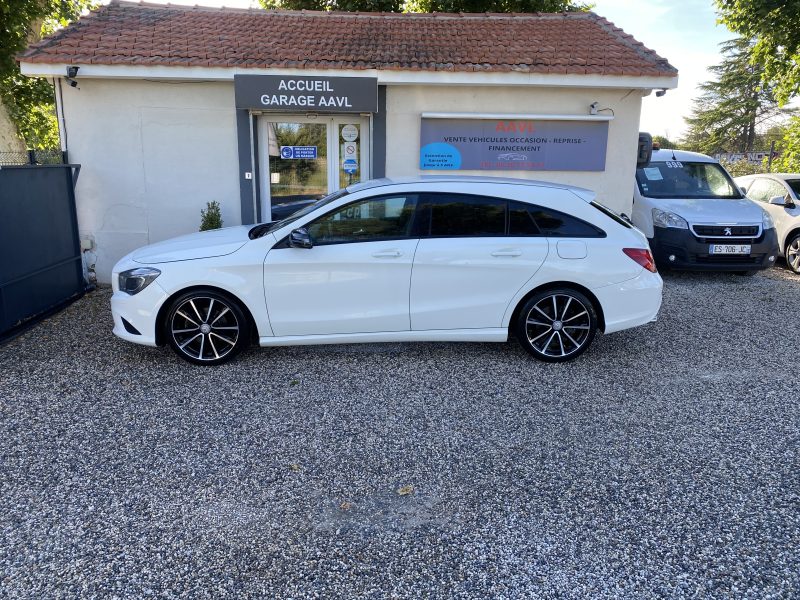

left=631, top=149, right=779, bottom=272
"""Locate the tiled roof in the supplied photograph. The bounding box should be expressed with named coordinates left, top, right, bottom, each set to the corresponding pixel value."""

left=20, top=1, right=677, bottom=77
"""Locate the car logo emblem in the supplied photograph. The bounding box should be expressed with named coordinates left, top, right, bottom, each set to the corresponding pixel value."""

left=724, top=227, right=732, bottom=236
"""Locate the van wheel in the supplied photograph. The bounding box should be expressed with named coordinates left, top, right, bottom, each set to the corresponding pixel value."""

left=514, top=288, right=598, bottom=362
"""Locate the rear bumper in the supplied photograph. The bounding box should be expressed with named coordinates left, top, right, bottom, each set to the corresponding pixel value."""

left=594, top=269, right=663, bottom=334
left=649, top=226, right=779, bottom=271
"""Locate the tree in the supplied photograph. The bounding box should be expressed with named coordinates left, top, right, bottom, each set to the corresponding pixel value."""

left=652, top=135, right=680, bottom=150
left=681, top=37, right=790, bottom=155
left=716, top=0, right=800, bottom=105
left=769, top=116, right=800, bottom=173
left=259, top=0, right=587, bottom=15
left=0, top=0, right=94, bottom=149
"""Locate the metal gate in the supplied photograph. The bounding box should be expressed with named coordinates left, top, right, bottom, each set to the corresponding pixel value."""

left=0, top=163, right=85, bottom=337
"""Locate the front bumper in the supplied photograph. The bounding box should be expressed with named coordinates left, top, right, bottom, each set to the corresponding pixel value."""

left=649, top=226, right=779, bottom=271
left=110, top=279, right=169, bottom=347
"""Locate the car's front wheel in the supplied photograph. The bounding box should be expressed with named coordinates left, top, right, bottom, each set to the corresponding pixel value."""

left=786, top=233, right=800, bottom=274
left=165, top=289, right=250, bottom=365
left=514, top=288, right=598, bottom=362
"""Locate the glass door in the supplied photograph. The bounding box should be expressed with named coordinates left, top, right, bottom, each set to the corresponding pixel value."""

left=258, top=115, right=370, bottom=221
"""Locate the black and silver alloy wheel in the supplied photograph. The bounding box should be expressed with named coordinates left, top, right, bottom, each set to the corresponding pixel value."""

left=787, top=234, right=800, bottom=274
left=166, top=290, right=249, bottom=365
left=515, top=288, right=597, bottom=362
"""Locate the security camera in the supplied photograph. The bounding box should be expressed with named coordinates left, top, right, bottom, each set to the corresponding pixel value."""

left=589, top=101, right=599, bottom=115
left=655, top=89, right=667, bottom=97
left=66, top=66, right=79, bottom=78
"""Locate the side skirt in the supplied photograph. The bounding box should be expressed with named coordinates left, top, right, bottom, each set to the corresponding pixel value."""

left=259, top=328, right=509, bottom=347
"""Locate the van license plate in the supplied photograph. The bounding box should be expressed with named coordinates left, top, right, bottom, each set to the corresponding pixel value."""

left=710, top=244, right=751, bottom=255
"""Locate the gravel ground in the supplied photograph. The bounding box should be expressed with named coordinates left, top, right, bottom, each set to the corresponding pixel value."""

left=1, top=267, right=799, bottom=599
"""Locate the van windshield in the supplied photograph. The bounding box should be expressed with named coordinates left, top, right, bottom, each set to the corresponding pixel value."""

left=636, top=161, right=742, bottom=199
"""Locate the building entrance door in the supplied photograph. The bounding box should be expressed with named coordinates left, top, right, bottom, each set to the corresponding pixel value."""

left=257, top=115, right=370, bottom=221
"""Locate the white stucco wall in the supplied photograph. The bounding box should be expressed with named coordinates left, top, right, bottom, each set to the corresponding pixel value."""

left=384, top=85, right=643, bottom=214
left=59, top=79, right=240, bottom=282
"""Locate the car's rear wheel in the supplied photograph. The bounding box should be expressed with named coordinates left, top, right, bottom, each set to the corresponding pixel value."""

left=786, top=233, right=800, bottom=274
left=165, top=290, right=249, bottom=365
left=514, top=288, right=598, bottom=362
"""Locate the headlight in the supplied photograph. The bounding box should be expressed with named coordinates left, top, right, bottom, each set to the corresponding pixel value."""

left=118, top=267, right=161, bottom=295
left=652, top=208, right=688, bottom=229
left=762, top=209, right=775, bottom=230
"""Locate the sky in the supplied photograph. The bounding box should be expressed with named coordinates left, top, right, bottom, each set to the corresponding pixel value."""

left=129, top=0, right=733, bottom=141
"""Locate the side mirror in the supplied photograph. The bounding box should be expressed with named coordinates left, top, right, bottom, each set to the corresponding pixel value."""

left=769, top=194, right=795, bottom=208
left=289, top=227, right=313, bottom=249
left=637, top=132, right=653, bottom=168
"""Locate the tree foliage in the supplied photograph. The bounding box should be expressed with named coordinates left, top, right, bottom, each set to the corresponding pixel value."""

left=259, top=0, right=587, bottom=14
left=681, top=37, right=791, bottom=155
left=0, top=0, right=94, bottom=148
left=716, top=0, right=800, bottom=105
left=769, top=116, right=800, bottom=173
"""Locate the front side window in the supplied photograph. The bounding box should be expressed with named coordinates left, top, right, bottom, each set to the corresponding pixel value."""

left=427, top=194, right=506, bottom=237
left=746, top=178, right=784, bottom=203
left=635, top=161, right=742, bottom=199
left=786, top=180, right=800, bottom=198
left=306, top=195, right=417, bottom=245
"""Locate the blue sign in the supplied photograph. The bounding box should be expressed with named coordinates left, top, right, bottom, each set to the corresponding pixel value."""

left=343, top=158, right=358, bottom=174
left=280, top=146, right=317, bottom=160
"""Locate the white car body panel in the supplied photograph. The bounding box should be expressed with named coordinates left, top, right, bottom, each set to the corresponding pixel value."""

left=264, top=239, right=420, bottom=336
left=410, top=236, right=549, bottom=330
left=110, top=176, right=663, bottom=359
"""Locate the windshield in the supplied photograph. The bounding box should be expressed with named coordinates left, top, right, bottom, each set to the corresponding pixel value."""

left=249, top=188, right=349, bottom=238
left=636, top=161, right=742, bottom=199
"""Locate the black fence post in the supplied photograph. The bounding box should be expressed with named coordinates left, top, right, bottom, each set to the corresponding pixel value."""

left=27, top=150, right=36, bottom=165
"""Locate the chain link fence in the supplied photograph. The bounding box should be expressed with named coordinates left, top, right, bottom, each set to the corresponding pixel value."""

left=0, top=149, right=65, bottom=166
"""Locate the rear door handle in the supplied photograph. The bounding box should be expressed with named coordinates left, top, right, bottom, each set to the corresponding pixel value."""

left=372, top=250, right=403, bottom=258
left=491, top=249, right=522, bottom=257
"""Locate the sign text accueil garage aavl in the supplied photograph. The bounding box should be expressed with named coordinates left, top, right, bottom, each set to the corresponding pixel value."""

left=234, top=75, right=378, bottom=113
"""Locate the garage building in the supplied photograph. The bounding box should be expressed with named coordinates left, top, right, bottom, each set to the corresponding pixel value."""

left=19, top=1, right=677, bottom=282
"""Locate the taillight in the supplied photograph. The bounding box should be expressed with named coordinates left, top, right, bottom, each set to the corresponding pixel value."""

left=623, top=248, right=657, bottom=273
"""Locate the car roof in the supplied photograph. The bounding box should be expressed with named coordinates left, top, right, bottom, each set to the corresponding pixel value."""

left=649, top=149, right=718, bottom=163
left=346, top=175, right=596, bottom=202
left=735, top=172, right=800, bottom=181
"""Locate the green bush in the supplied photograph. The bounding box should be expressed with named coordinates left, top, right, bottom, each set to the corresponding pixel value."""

left=200, top=201, right=223, bottom=231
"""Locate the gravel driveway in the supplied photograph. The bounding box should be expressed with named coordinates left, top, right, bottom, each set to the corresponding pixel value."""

left=1, top=268, right=799, bottom=598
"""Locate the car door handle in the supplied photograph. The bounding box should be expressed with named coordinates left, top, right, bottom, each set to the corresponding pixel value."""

left=372, top=250, right=403, bottom=258
left=491, top=249, right=522, bottom=257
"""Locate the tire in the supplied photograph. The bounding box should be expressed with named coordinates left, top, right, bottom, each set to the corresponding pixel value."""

left=786, top=233, right=800, bottom=274
left=165, top=289, right=250, bottom=365
left=514, top=288, right=598, bottom=362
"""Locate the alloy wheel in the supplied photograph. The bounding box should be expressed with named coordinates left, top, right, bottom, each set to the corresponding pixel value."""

left=524, top=293, right=592, bottom=359
left=170, top=296, right=240, bottom=362
left=788, top=237, right=800, bottom=273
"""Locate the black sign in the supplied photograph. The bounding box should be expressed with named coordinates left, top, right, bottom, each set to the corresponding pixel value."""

left=234, top=75, right=378, bottom=113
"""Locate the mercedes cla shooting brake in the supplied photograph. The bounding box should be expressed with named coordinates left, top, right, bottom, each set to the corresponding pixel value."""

left=111, top=177, right=663, bottom=365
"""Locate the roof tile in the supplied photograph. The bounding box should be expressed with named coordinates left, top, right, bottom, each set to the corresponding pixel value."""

left=19, top=1, right=677, bottom=77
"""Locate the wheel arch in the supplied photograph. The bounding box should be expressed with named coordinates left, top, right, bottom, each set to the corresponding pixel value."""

left=784, top=226, right=800, bottom=251
left=154, top=285, right=259, bottom=347
left=508, top=281, right=606, bottom=334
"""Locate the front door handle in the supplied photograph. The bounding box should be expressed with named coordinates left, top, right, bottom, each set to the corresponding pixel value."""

left=372, top=250, right=403, bottom=258
left=491, top=249, right=522, bottom=257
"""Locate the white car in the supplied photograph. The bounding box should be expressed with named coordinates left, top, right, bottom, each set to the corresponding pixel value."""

left=632, top=149, right=779, bottom=273
left=734, top=173, right=800, bottom=273
left=111, top=177, right=663, bottom=365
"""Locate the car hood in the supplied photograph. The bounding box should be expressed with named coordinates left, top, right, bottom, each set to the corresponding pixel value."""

left=652, top=197, right=764, bottom=223
left=132, top=226, right=251, bottom=264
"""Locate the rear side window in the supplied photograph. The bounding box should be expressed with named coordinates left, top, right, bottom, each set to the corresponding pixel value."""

left=427, top=194, right=506, bottom=237
left=530, top=206, right=605, bottom=237
left=509, top=201, right=541, bottom=235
